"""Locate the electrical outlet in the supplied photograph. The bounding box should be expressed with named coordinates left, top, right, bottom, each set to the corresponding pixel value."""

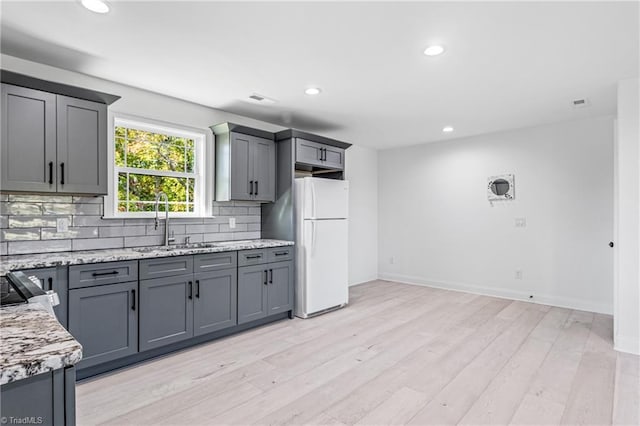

left=515, top=269, right=523, bottom=280
left=56, top=217, right=69, bottom=233
left=229, top=217, right=236, bottom=229
left=515, top=217, right=527, bottom=227
left=390, top=257, right=395, bottom=264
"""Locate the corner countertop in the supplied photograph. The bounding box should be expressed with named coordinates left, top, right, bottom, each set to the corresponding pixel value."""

left=0, top=239, right=294, bottom=275
left=0, top=303, right=83, bottom=385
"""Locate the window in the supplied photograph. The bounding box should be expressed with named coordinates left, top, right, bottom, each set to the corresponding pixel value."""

left=110, top=116, right=207, bottom=217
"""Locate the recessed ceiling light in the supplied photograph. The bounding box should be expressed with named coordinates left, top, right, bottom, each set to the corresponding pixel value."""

left=442, top=126, right=454, bottom=133
left=424, top=45, right=445, bottom=56
left=81, top=0, right=110, bottom=14
left=305, top=87, right=321, bottom=96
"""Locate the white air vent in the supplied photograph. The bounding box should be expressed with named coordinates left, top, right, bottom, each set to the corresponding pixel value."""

left=247, top=93, right=276, bottom=104
left=572, top=98, right=590, bottom=108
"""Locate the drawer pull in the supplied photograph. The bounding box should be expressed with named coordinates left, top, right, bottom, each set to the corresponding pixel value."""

left=274, top=251, right=288, bottom=256
left=92, top=271, right=120, bottom=277
left=246, top=255, right=262, bottom=259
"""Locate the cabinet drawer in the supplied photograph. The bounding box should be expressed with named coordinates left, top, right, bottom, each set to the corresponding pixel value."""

left=194, top=251, right=237, bottom=272
left=267, top=246, right=293, bottom=263
left=139, top=256, right=193, bottom=280
left=238, top=249, right=268, bottom=266
left=69, top=261, right=138, bottom=289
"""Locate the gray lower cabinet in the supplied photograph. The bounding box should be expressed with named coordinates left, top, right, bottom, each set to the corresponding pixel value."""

left=267, top=261, right=294, bottom=315
left=68, top=281, right=138, bottom=369
left=0, top=83, right=109, bottom=195
left=237, top=264, right=269, bottom=325
left=194, top=268, right=237, bottom=336
left=0, top=366, right=76, bottom=426
left=139, top=275, right=194, bottom=351
left=238, top=259, right=293, bottom=325
left=19, top=266, right=68, bottom=328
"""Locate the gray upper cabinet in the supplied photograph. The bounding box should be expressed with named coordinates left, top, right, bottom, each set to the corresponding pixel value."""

left=56, top=95, right=107, bottom=194
left=295, top=138, right=345, bottom=171
left=68, top=281, right=138, bottom=369
left=252, top=137, right=276, bottom=202
left=0, top=79, right=114, bottom=195
left=1, top=84, right=57, bottom=193
left=194, top=268, right=237, bottom=336
left=139, top=275, right=194, bottom=351
left=212, top=123, right=276, bottom=203
left=229, top=133, right=254, bottom=201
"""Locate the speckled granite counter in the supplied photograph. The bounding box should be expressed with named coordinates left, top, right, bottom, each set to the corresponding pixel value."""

left=0, top=303, right=82, bottom=385
left=0, top=239, right=294, bottom=275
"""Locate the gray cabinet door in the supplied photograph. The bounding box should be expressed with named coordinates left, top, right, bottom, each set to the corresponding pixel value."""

left=322, top=145, right=345, bottom=170
left=139, top=275, right=194, bottom=351
left=267, top=260, right=294, bottom=315
left=1, top=84, right=57, bottom=192
left=68, top=281, right=138, bottom=369
left=20, top=266, right=68, bottom=328
left=252, top=137, right=276, bottom=202
left=237, top=264, right=268, bottom=324
left=230, top=133, right=253, bottom=201
left=193, top=269, right=237, bottom=336
left=56, top=95, right=107, bottom=194
left=295, top=138, right=323, bottom=167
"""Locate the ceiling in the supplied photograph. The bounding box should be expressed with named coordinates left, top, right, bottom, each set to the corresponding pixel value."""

left=1, top=1, right=638, bottom=149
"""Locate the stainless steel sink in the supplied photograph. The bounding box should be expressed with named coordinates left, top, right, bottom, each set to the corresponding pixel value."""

left=132, top=242, right=221, bottom=252
left=214, top=240, right=253, bottom=246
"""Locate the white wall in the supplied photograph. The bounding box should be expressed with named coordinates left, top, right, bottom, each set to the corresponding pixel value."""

left=345, top=145, right=378, bottom=285
left=378, top=116, right=615, bottom=314
left=614, top=78, right=640, bottom=355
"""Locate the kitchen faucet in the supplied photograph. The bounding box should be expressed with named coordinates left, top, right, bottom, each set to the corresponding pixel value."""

left=154, top=192, right=175, bottom=246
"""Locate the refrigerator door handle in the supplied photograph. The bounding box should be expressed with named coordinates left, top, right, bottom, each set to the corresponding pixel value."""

left=311, top=181, right=317, bottom=218
left=311, top=221, right=316, bottom=257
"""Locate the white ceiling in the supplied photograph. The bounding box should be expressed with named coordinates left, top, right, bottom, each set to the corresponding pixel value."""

left=1, top=1, right=638, bottom=149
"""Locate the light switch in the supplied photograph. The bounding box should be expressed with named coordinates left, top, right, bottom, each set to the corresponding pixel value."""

left=515, top=217, right=527, bottom=228
left=229, top=217, right=236, bottom=229
left=57, top=217, right=69, bottom=233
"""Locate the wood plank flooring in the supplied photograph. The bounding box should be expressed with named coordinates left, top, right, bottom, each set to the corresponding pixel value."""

left=76, top=280, right=639, bottom=425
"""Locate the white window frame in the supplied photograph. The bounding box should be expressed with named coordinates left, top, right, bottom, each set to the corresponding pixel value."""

left=104, top=113, right=212, bottom=218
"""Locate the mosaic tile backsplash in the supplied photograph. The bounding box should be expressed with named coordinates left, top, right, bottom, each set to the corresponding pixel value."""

left=0, top=194, right=261, bottom=255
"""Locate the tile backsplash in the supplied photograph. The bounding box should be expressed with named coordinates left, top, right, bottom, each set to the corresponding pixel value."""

left=0, top=194, right=261, bottom=255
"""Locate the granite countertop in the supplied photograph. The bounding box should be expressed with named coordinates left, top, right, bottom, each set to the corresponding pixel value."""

left=0, top=239, right=294, bottom=275
left=0, top=303, right=82, bottom=385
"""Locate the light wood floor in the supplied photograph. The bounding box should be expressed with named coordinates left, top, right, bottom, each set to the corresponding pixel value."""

left=77, top=280, right=639, bottom=425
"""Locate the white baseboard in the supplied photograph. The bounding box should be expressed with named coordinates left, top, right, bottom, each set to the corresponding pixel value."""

left=614, top=334, right=640, bottom=355
left=378, top=272, right=613, bottom=315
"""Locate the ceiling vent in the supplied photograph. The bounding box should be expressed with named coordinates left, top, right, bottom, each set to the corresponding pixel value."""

left=247, top=93, right=276, bottom=104
left=572, top=98, right=590, bottom=108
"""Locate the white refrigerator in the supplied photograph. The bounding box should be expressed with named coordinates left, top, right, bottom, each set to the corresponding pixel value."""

left=294, top=177, right=349, bottom=318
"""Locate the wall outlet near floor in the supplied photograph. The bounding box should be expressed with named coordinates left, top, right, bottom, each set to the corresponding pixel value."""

left=229, top=217, right=236, bottom=229
left=515, top=269, right=523, bottom=280
left=56, top=217, right=69, bottom=233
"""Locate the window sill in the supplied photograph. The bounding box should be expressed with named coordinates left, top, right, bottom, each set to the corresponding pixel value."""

left=102, top=213, right=214, bottom=220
